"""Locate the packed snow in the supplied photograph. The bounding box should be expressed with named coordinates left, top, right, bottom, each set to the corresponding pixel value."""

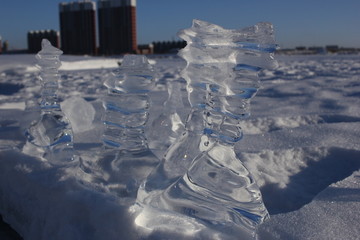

left=0, top=53, right=359, bottom=239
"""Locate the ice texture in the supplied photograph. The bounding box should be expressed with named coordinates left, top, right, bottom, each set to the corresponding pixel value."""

left=135, top=20, right=278, bottom=238
left=100, top=55, right=159, bottom=198
left=24, top=39, right=74, bottom=164
left=147, top=79, right=186, bottom=158
left=61, top=96, right=95, bottom=133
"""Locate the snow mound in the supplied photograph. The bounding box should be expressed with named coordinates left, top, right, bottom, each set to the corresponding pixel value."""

left=25, top=58, right=157, bottom=72
left=258, top=170, right=360, bottom=240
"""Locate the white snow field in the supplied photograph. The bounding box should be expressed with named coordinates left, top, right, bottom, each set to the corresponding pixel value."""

left=0, top=53, right=359, bottom=239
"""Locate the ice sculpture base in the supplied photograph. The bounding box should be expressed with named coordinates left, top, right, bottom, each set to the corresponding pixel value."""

left=132, top=203, right=256, bottom=240
left=0, top=147, right=256, bottom=240
left=137, top=141, right=268, bottom=236
left=95, top=149, right=160, bottom=198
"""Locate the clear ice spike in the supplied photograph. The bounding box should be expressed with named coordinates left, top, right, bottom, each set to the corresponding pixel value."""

left=136, top=20, right=278, bottom=237
left=25, top=39, right=74, bottom=164
left=101, top=55, right=159, bottom=198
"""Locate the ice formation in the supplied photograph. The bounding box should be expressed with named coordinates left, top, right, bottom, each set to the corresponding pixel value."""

left=24, top=39, right=74, bottom=164
left=147, top=79, right=186, bottom=158
left=100, top=55, right=159, bottom=198
left=135, top=20, right=278, bottom=238
left=61, top=96, right=96, bottom=134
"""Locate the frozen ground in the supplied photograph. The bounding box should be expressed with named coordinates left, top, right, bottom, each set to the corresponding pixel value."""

left=0, top=53, right=359, bottom=239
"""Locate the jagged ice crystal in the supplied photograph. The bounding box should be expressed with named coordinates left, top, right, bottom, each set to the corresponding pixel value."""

left=135, top=20, right=278, bottom=238
left=100, top=55, right=160, bottom=198
left=24, top=39, right=74, bottom=164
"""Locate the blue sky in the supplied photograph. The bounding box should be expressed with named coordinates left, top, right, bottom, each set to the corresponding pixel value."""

left=0, top=0, right=359, bottom=50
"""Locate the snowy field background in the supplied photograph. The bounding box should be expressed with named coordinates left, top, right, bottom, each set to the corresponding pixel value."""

left=0, top=53, right=359, bottom=239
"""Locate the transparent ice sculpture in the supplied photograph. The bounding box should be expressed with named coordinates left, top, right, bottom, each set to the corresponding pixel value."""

left=101, top=55, right=159, bottom=198
left=24, top=39, right=74, bottom=164
left=147, top=79, right=186, bottom=159
left=135, top=20, right=278, bottom=237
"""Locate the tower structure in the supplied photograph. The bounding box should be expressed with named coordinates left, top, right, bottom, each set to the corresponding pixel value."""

left=98, top=0, right=137, bottom=55
left=59, top=1, right=97, bottom=55
left=0, top=36, right=2, bottom=54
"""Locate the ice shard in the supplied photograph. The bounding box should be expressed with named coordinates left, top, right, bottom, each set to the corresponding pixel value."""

left=135, top=20, right=278, bottom=237
left=24, top=39, right=74, bottom=164
left=101, top=55, right=159, bottom=198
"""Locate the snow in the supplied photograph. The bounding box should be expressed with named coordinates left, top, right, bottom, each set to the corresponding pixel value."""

left=0, top=53, right=359, bottom=239
left=258, top=169, right=360, bottom=240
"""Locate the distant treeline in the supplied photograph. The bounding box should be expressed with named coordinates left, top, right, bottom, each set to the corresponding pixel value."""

left=277, top=45, right=360, bottom=55
left=152, top=40, right=186, bottom=54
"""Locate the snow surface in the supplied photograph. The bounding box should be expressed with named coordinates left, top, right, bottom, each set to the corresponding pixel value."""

left=0, top=53, right=359, bottom=239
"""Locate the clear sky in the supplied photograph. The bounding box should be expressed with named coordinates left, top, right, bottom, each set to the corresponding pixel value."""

left=0, top=0, right=359, bottom=50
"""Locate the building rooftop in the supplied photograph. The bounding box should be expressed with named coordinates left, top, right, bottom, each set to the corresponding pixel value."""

left=59, top=1, right=96, bottom=12
left=98, top=0, right=136, bottom=8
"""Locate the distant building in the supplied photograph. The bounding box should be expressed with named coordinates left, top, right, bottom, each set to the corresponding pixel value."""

left=0, top=36, right=2, bottom=54
left=59, top=1, right=97, bottom=55
left=308, top=46, right=325, bottom=54
left=137, top=44, right=154, bottom=55
left=337, top=47, right=360, bottom=54
left=295, top=46, right=307, bottom=51
left=98, top=0, right=137, bottom=55
left=28, top=30, right=60, bottom=53
left=2, top=41, right=8, bottom=53
left=326, top=45, right=339, bottom=53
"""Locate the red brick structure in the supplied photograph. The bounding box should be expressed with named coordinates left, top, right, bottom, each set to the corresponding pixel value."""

left=98, top=0, right=137, bottom=55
